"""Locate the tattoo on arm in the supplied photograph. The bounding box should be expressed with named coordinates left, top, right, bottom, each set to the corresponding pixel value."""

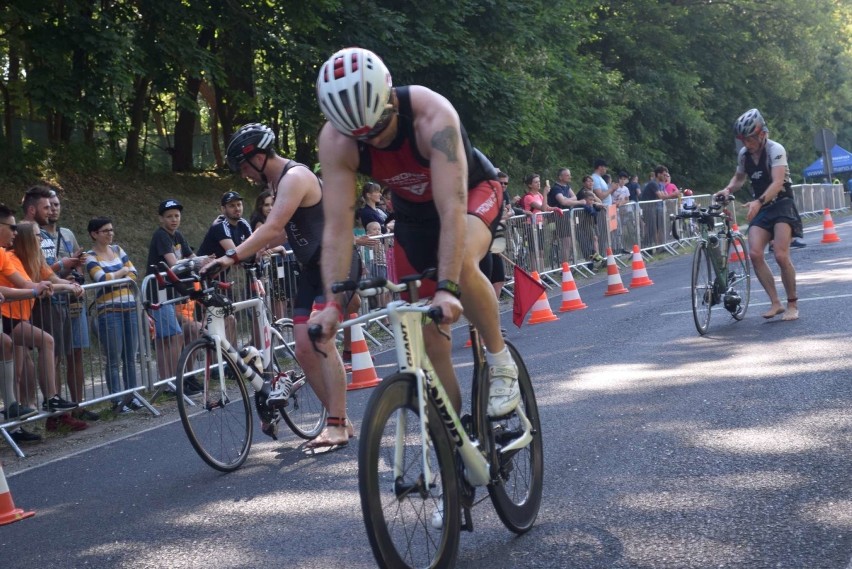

left=431, top=127, right=459, bottom=162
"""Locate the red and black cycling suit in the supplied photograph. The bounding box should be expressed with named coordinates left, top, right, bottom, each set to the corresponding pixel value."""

left=356, top=86, right=503, bottom=296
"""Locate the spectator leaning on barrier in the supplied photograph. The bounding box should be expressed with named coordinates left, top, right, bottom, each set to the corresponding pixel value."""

left=627, top=174, right=641, bottom=202
left=145, top=199, right=201, bottom=394
left=576, top=175, right=606, bottom=266
left=640, top=165, right=679, bottom=244
left=591, top=159, right=617, bottom=206
left=613, top=172, right=630, bottom=206
left=357, top=182, right=392, bottom=233
left=85, top=217, right=142, bottom=413
left=548, top=168, right=585, bottom=264
left=21, top=187, right=81, bottom=411
left=12, top=222, right=85, bottom=432
left=250, top=190, right=274, bottom=231
left=197, top=191, right=253, bottom=259
left=42, top=188, right=96, bottom=421
left=0, top=205, right=61, bottom=444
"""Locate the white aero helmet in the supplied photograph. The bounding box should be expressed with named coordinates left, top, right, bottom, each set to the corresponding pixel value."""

left=733, top=108, right=766, bottom=139
left=316, top=47, right=394, bottom=140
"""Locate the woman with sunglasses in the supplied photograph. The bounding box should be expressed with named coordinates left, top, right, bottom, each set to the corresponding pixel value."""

left=5, top=221, right=84, bottom=429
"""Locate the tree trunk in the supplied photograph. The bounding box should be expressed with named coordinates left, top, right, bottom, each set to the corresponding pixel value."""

left=172, top=27, right=214, bottom=172
left=124, top=75, right=151, bottom=171
left=171, top=76, right=201, bottom=172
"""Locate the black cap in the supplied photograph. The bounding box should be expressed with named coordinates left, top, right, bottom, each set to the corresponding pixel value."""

left=221, top=191, right=243, bottom=206
left=593, top=159, right=608, bottom=169
left=158, top=199, right=183, bottom=215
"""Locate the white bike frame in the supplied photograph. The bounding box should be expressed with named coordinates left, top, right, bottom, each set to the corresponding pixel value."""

left=195, top=291, right=273, bottom=397
left=342, top=280, right=533, bottom=488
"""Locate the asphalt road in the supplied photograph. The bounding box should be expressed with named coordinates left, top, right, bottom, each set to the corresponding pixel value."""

left=3, top=216, right=851, bottom=569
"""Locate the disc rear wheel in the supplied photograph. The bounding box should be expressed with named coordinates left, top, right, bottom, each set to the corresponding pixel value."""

left=479, top=341, right=544, bottom=533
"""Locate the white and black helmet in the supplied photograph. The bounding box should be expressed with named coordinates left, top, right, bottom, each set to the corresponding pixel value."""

left=733, top=108, right=766, bottom=139
left=316, top=47, right=394, bottom=140
left=226, top=123, right=276, bottom=172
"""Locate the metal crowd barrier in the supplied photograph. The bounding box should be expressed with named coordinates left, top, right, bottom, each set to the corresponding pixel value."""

left=1, top=281, right=156, bottom=457
left=791, top=183, right=846, bottom=217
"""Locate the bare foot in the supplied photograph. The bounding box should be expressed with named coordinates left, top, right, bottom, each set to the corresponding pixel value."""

left=762, top=305, right=785, bottom=319
left=781, top=305, right=799, bottom=321
left=304, top=425, right=349, bottom=450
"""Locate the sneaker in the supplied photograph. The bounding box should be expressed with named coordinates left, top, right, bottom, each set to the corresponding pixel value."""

left=73, top=408, right=101, bottom=422
left=112, top=403, right=132, bottom=414
left=431, top=500, right=445, bottom=529
left=266, top=376, right=293, bottom=407
left=487, top=361, right=520, bottom=417
left=46, top=414, right=88, bottom=432
left=44, top=395, right=78, bottom=411
left=3, top=402, right=38, bottom=420
left=126, top=398, right=145, bottom=411
left=10, top=427, right=42, bottom=445
left=790, top=239, right=807, bottom=248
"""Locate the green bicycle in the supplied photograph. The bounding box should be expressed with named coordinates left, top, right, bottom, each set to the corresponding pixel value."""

left=672, top=195, right=751, bottom=335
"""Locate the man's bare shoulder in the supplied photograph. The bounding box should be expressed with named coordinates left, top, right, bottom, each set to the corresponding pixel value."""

left=408, top=86, right=459, bottom=129
left=317, top=122, right=359, bottom=168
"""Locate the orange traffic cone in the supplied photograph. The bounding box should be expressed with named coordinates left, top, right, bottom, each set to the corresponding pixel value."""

left=0, top=462, right=34, bottom=526
left=728, top=224, right=746, bottom=262
left=527, top=271, right=559, bottom=324
left=629, top=245, right=654, bottom=288
left=346, top=314, right=380, bottom=391
left=821, top=209, right=841, bottom=243
left=558, top=262, right=587, bottom=311
left=604, top=248, right=629, bottom=296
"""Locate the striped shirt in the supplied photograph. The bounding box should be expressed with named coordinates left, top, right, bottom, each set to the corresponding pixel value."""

left=85, top=245, right=137, bottom=310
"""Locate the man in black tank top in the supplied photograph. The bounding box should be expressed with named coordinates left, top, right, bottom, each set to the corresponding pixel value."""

left=314, top=47, right=521, bottom=420
left=716, top=108, right=801, bottom=321
left=204, top=122, right=353, bottom=448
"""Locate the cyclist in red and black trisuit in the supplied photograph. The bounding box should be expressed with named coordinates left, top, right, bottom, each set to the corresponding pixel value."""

left=312, top=47, right=520, bottom=419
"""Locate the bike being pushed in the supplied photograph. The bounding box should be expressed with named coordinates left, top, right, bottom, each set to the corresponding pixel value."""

left=672, top=194, right=751, bottom=335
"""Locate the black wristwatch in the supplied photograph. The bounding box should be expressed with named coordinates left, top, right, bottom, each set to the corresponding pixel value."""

left=225, top=248, right=241, bottom=264
left=435, top=279, right=461, bottom=299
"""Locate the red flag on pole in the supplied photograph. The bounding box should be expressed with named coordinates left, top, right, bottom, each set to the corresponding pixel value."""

left=513, top=265, right=547, bottom=327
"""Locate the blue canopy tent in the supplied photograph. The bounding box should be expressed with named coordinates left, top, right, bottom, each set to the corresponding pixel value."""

left=803, top=144, right=852, bottom=179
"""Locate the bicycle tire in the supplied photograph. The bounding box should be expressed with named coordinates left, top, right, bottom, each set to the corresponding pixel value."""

left=272, top=321, right=326, bottom=439
left=691, top=242, right=713, bottom=335
left=359, top=373, right=460, bottom=569
left=728, top=234, right=751, bottom=321
left=176, top=338, right=253, bottom=472
left=479, top=340, right=544, bottom=534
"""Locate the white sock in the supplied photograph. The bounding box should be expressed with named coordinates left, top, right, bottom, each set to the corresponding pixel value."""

left=485, top=347, right=513, bottom=367
left=0, top=359, right=17, bottom=405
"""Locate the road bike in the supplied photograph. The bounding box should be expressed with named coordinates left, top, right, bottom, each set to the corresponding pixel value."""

left=310, top=270, right=543, bottom=568
left=672, top=195, right=751, bottom=335
left=161, top=259, right=326, bottom=472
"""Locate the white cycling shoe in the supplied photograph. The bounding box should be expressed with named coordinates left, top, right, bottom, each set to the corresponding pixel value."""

left=431, top=501, right=444, bottom=529
left=487, top=362, right=520, bottom=418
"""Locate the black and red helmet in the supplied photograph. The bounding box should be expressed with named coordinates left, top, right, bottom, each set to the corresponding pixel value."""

left=226, top=123, right=276, bottom=172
